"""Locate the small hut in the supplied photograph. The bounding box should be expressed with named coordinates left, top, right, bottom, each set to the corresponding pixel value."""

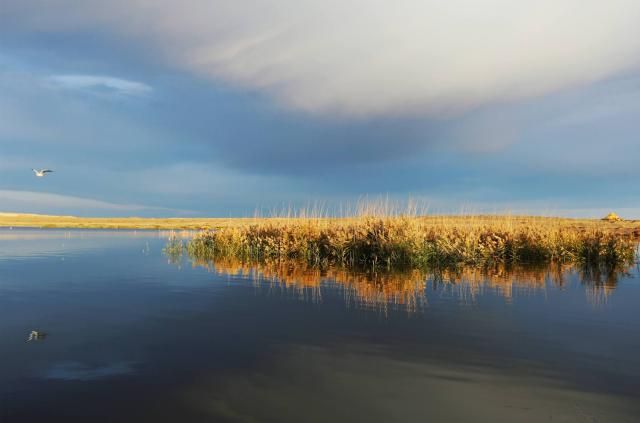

left=602, top=212, right=622, bottom=222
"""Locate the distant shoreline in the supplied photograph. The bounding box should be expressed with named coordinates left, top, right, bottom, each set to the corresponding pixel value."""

left=3, top=212, right=638, bottom=234
left=0, top=213, right=250, bottom=230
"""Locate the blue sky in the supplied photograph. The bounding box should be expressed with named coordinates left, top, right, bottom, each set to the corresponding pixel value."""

left=1, top=1, right=639, bottom=217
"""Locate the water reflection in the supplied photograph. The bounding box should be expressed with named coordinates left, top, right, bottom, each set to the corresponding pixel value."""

left=0, top=228, right=192, bottom=261
left=185, top=257, right=636, bottom=312
left=45, top=361, right=135, bottom=381
left=183, top=344, right=640, bottom=423
left=1, top=230, right=639, bottom=422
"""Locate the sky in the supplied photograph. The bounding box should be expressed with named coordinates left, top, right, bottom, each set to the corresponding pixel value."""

left=1, top=0, right=639, bottom=217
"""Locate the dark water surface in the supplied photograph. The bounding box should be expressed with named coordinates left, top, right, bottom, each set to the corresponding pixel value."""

left=1, top=229, right=639, bottom=422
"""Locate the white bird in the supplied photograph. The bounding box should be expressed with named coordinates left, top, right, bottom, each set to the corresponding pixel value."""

left=33, top=168, right=54, bottom=177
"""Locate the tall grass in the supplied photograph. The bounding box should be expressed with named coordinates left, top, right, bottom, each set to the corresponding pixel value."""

left=187, top=212, right=638, bottom=270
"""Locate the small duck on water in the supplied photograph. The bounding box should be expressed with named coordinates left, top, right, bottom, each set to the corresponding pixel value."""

left=27, top=330, right=47, bottom=342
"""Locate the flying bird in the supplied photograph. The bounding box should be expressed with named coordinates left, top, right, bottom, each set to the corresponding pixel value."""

left=33, top=168, right=54, bottom=177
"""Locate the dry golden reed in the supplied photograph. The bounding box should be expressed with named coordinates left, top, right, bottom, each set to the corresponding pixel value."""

left=187, top=212, right=639, bottom=269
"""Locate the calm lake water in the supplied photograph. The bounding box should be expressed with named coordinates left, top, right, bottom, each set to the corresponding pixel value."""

left=1, top=229, right=639, bottom=422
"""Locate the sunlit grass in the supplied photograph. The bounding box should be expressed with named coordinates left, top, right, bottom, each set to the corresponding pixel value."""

left=187, top=207, right=639, bottom=269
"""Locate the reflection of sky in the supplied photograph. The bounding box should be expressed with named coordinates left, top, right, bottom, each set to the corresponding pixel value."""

left=0, top=228, right=176, bottom=260
left=45, top=361, right=135, bottom=381
left=185, top=344, right=640, bottom=423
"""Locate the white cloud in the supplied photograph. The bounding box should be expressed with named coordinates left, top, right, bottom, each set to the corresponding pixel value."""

left=0, top=69, right=164, bottom=149
left=0, top=190, right=177, bottom=215
left=3, top=0, right=640, bottom=117
left=47, top=74, right=152, bottom=97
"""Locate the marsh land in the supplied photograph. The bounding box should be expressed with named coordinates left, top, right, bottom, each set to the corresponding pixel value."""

left=2, top=212, right=640, bottom=232
left=4, top=212, right=639, bottom=269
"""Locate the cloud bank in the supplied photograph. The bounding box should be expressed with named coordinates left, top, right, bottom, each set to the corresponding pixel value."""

left=0, top=190, right=179, bottom=216
left=47, top=74, right=152, bottom=97
left=3, top=0, right=640, bottom=117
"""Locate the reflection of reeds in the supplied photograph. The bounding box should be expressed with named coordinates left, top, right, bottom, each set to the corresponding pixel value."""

left=578, top=264, right=632, bottom=306
left=434, top=265, right=561, bottom=303
left=188, top=215, right=638, bottom=270
left=163, top=233, right=184, bottom=266
left=191, top=257, right=428, bottom=314
left=183, top=255, right=634, bottom=314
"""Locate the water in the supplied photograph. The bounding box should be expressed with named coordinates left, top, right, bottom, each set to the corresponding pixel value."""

left=1, top=229, right=639, bottom=422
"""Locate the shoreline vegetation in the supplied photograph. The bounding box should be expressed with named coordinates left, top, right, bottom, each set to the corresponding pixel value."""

left=184, top=214, right=640, bottom=270
left=2, top=211, right=639, bottom=268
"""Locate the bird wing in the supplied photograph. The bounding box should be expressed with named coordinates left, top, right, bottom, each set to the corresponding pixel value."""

left=42, top=169, right=54, bottom=173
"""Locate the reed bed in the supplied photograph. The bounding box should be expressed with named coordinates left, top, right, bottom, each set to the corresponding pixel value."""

left=187, top=215, right=639, bottom=269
